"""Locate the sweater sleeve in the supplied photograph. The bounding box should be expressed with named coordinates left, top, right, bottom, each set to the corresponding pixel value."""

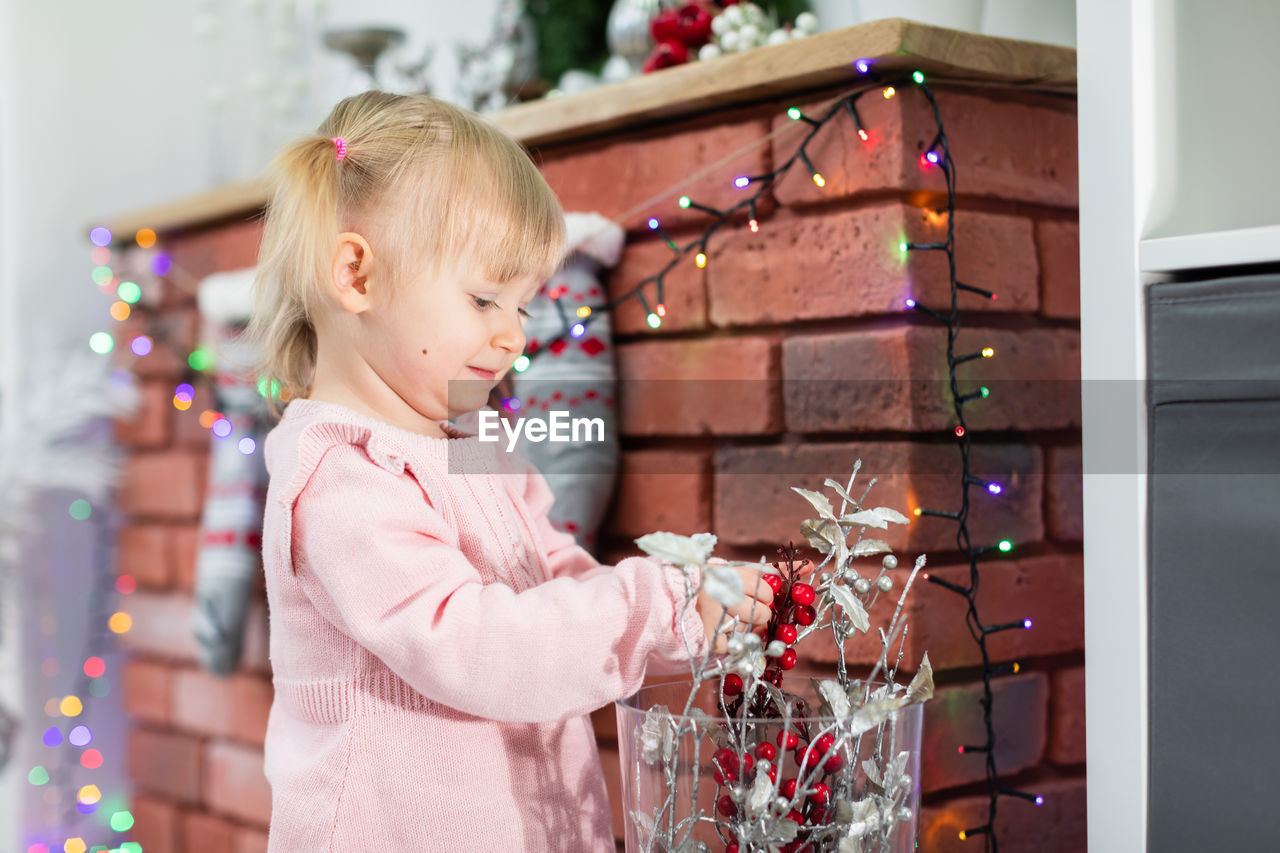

left=289, top=442, right=709, bottom=722
left=519, top=458, right=611, bottom=582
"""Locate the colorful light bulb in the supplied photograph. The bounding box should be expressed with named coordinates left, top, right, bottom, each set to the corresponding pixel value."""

left=912, top=70, right=925, bottom=84
left=735, top=176, right=750, bottom=188
left=883, top=86, right=896, bottom=99
left=647, top=312, right=662, bottom=329
left=787, top=107, right=802, bottom=120
left=981, top=346, right=995, bottom=358
left=647, top=217, right=660, bottom=230
left=855, top=59, right=870, bottom=73
left=570, top=323, right=585, bottom=337
left=513, top=355, right=530, bottom=372
left=576, top=305, right=591, bottom=318
left=679, top=196, right=691, bottom=208
left=696, top=252, right=707, bottom=268
left=811, top=173, right=826, bottom=187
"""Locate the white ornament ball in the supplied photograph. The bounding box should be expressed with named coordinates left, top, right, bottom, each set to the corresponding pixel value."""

left=741, top=2, right=766, bottom=24
left=698, top=43, right=723, bottom=62
left=719, top=30, right=741, bottom=52
left=600, top=54, right=633, bottom=84
left=722, top=5, right=744, bottom=26
left=882, top=554, right=898, bottom=570
left=795, top=12, right=820, bottom=34
left=790, top=28, right=808, bottom=39
left=876, top=575, right=894, bottom=593
left=854, top=578, right=872, bottom=595
left=767, top=28, right=791, bottom=46
left=738, top=23, right=760, bottom=46
left=711, top=13, right=731, bottom=36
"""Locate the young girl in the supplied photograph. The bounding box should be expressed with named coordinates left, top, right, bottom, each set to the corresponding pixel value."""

left=247, top=90, right=783, bottom=851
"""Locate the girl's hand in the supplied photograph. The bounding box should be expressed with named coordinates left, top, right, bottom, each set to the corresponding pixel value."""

left=697, top=559, right=814, bottom=654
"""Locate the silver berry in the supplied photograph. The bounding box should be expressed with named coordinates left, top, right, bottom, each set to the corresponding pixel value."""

left=853, top=578, right=872, bottom=595
left=876, top=575, right=894, bottom=592
left=882, top=554, right=898, bottom=570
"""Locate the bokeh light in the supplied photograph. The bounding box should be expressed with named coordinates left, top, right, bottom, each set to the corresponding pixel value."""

left=109, top=301, right=131, bottom=321
left=90, top=247, right=110, bottom=265
left=212, top=418, right=233, bottom=438
left=88, top=333, right=114, bottom=355
left=42, top=727, right=62, bottom=747
left=135, top=228, right=157, bottom=248
left=238, top=437, right=256, bottom=455
left=110, top=810, right=136, bottom=832
left=89, top=227, right=112, bottom=247
left=88, top=677, right=110, bottom=698
left=108, top=612, right=132, bottom=634
left=151, top=253, right=171, bottom=275
left=68, top=500, right=91, bottom=521
left=69, top=725, right=92, bottom=747
left=188, top=348, right=212, bottom=371
left=59, top=696, right=83, bottom=717
left=116, top=281, right=141, bottom=303
left=130, top=336, right=152, bottom=356
left=64, top=840, right=86, bottom=853
left=91, top=266, right=113, bottom=286
left=83, top=657, right=105, bottom=678
left=116, top=574, right=136, bottom=595
left=28, top=765, right=50, bottom=785
left=80, top=749, right=103, bottom=770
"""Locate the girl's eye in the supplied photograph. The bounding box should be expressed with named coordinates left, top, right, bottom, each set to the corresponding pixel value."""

left=471, top=296, right=496, bottom=310
left=518, top=307, right=533, bottom=320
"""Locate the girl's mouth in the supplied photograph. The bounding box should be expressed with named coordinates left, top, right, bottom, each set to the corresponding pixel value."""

left=468, top=367, right=497, bottom=380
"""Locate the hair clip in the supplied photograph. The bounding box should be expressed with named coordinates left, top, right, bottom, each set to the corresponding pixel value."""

left=332, top=137, right=347, bottom=161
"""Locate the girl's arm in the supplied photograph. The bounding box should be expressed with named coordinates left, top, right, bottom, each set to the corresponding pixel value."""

left=290, top=443, right=707, bottom=723
left=519, top=459, right=613, bottom=583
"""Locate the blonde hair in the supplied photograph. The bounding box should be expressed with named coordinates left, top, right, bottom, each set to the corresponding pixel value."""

left=247, top=90, right=566, bottom=414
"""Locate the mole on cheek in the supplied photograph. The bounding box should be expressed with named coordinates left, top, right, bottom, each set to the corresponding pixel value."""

left=421, top=348, right=428, bottom=355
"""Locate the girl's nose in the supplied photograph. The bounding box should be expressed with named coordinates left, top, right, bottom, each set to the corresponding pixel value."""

left=492, top=311, right=525, bottom=352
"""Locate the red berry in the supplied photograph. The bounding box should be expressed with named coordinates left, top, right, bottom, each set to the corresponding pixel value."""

left=723, top=673, right=743, bottom=696
left=814, top=733, right=835, bottom=755
left=823, top=752, right=844, bottom=773
left=673, top=3, right=713, bottom=46
left=712, top=748, right=737, bottom=785
left=641, top=39, right=689, bottom=73
left=781, top=777, right=798, bottom=798
left=779, top=648, right=798, bottom=670
left=740, top=753, right=754, bottom=776
left=649, top=8, right=681, bottom=41
left=717, top=794, right=736, bottom=817
left=753, top=742, right=777, bottom=762
left=762, top=572, right=784, bottom=593
left=776, top=623, right=798, bottom=644
left=794, top=604, right=817, bottom=626
left=810, top=804, right=829, bottom=824
left=795, top=743, right=821, bottom=769
left=790, top=582, right=816, bottom=606
left=776, top=729, right=799, bottom=750
left=765, top=765, right=777, bottom=783
left=785, top=809, right=805, bottom=824
left=808, top=782, right=830, bottom=804
left=725, top=845, right=740, bottom=853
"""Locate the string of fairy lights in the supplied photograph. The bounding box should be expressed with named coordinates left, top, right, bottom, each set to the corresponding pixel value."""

left=56, top=62, right=1056, bottom=852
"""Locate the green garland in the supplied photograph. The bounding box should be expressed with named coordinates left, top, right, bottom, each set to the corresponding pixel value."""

left=526, top=0, right=813, bottom=84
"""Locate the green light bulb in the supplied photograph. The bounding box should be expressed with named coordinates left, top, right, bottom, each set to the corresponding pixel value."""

left=912, top=70, right=925, bottom=84
left=513, top=355, right=530, bottom=372
left=679, top=196, right=690, bottom=208
left=787, top=107, right=801, bottom=120
left=998, top=540, right=1013, bottom=552
left=647, top=312, right=662, bottom=329
left=980, top=386, right=990, bottom=398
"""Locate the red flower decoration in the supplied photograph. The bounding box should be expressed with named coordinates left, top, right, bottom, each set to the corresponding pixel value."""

left=579, top=336, right=606, bottom=357
left=642, top=39, right=688, bottom=73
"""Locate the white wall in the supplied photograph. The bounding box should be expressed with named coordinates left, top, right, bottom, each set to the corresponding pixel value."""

left=0, top=0, right=501, bottom=845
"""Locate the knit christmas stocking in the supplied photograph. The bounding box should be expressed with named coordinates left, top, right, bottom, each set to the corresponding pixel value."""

left=189, top=269, right=269, bottom=676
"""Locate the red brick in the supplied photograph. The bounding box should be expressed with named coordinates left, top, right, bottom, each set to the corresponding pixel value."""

left=236, top=827, right=270, bottom=853
left=803, top=554, right=1084, bottom=672
left=118, top=524, right=172, bottom=589
left=598, top=740, right=625, bottom=843
left=538, top=108, right=773, bottom=233
left=921, top=672, right=1048, bottom=791
left=783, top=326, right=1081, bottom=433
left=707, top=202, right=1038, bottom=327
left=1049, top=666, right=1086, bottom=766
left=772, top=86, right=1078, bottom=209
left=118, top=450, right=207, bottom=519
left=232, top=673, right=274, bottom=747
left=180, top=810, right=237, bottom=853
left=607, top=237, right=707, bottom=334
left=606, top=449, right=712, bottom=538
left=173, top=523, right=201, bottom=591
left=920, top=776, right=1086, bottom=852
left=173, top=666, right=237, bottom=739
left=128, top=793, right=181, bottom=852
left=114, top=380, right=172, bottom=448
left=167, top=219, right=266, bottom=285
left=1038, top=219, right=1080, bottom=319
left=118, top=590, right=271, bottom=672
left=128, top=727, right=204, bottom=804
left=591, top=703, right=619, bottom=744
left=205, top=739, right=272, bottom=827
left=1046, top=445, right=1083, bottom=543
left=616, top=335, right=782, bottom=435
left=121, top=658, right=174, bottom=726
left=713, top=441, right=1044, bottom=554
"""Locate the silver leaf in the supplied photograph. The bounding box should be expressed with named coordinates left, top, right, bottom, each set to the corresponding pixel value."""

left=800, top=518, right=841, bottom=554
left=826, top=583, right=870, bottom=632
left=635, top=531, right=716, bottom=567
left=747, top=764, right=775, bottom=815
left=792, top=486, right=836, bottom=520
left=840, top=509, right=888, bottom=530
left=852, top=539, right=893, bottom=557
left=819, top=679, right=851, bottom=717
left=823, top=477, right=859, bottom=507
left=705, top=563, right=745, bottom=608
left=906, top=653, right=934, bottom=705
left=870, top=505, right=911, bottom=525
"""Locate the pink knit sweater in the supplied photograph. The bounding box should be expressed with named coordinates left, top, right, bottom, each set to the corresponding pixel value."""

left=260, top=398, right=708, bottom=851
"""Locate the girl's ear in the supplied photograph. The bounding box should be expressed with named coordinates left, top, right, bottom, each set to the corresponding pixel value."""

left=330, top=232, right=375, bottom=314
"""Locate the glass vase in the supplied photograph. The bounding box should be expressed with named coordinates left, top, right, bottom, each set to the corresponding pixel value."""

left=616, top=677, right=923, bottom=853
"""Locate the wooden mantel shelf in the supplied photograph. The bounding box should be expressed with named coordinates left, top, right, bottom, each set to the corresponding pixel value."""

left=101, top=17, right=1075, bottom=240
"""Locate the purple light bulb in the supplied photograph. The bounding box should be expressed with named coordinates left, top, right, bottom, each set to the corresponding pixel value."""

left=988, top=482, right=1003, bottom=495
